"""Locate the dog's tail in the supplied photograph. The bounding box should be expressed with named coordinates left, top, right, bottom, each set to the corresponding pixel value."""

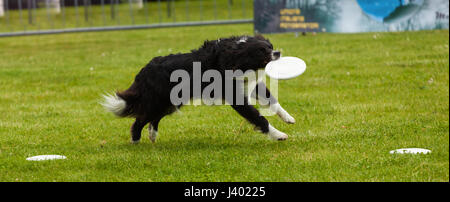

left=101, top=89, right=138, bottom=117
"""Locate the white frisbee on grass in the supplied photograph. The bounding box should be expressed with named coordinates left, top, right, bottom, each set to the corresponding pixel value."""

left=26, top=155, right=67, bottom=161
left=265, top=56, right=307, bottom=80
left=389, top=148, right=431, bottom=154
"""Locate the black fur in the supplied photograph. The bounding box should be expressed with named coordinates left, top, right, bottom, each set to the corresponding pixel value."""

left=113, top=35, right=279, bottom=142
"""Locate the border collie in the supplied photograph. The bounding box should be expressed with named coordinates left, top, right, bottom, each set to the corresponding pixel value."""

left=102, top=35, right=295, bottom=143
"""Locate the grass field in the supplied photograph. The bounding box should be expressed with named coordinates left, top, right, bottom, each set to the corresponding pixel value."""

left=0, top=24, right=448, bottom=182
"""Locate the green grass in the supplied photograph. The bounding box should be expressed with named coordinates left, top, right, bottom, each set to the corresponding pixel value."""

left=0, top=24, right=448, bottom=182
left=0, top=0, right=252, bottom=33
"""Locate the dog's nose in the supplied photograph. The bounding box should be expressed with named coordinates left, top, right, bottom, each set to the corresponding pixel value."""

left=272, top=51, right=281, bottom=60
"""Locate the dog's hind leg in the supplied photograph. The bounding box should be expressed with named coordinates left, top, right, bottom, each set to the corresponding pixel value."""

left=149, top=110, right=171, bottom=143
left=130, top=117, right=148, bottom=144
left=148, top=118, right=161, bottom=143
left=148, top=106, right=179, bottom=143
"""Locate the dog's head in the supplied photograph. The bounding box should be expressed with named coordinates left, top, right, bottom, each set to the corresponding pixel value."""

left=213, top=35, right=280, bottom=71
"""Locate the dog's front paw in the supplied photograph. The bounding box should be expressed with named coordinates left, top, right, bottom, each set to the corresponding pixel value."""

left=267, top=124, right=289, bottom=141
left=280, top=113, right=295, bottom=124
left=130, top=139, right=140, bottom=144
left=271, top=103, right=295, bottom=124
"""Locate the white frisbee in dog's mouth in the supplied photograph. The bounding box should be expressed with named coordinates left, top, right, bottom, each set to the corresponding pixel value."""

left=26, top=155, right=67, bottom=161
left=265, top=56, right=306, bottom=80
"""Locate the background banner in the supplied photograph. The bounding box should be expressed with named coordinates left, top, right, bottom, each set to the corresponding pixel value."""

left=254, top=0, right=449, bottom=33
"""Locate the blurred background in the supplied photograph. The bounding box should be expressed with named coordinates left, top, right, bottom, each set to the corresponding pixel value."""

left=0, top=0, right=252, bottom=35
left=0, top=0, right=448, bottom=37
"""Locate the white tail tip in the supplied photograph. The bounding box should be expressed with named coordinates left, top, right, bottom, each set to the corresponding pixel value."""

left=101, top=93, right=126, bottom=117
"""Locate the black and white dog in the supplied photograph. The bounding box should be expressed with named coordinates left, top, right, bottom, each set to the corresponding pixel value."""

left=102, top=35, right=295, bottom=143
